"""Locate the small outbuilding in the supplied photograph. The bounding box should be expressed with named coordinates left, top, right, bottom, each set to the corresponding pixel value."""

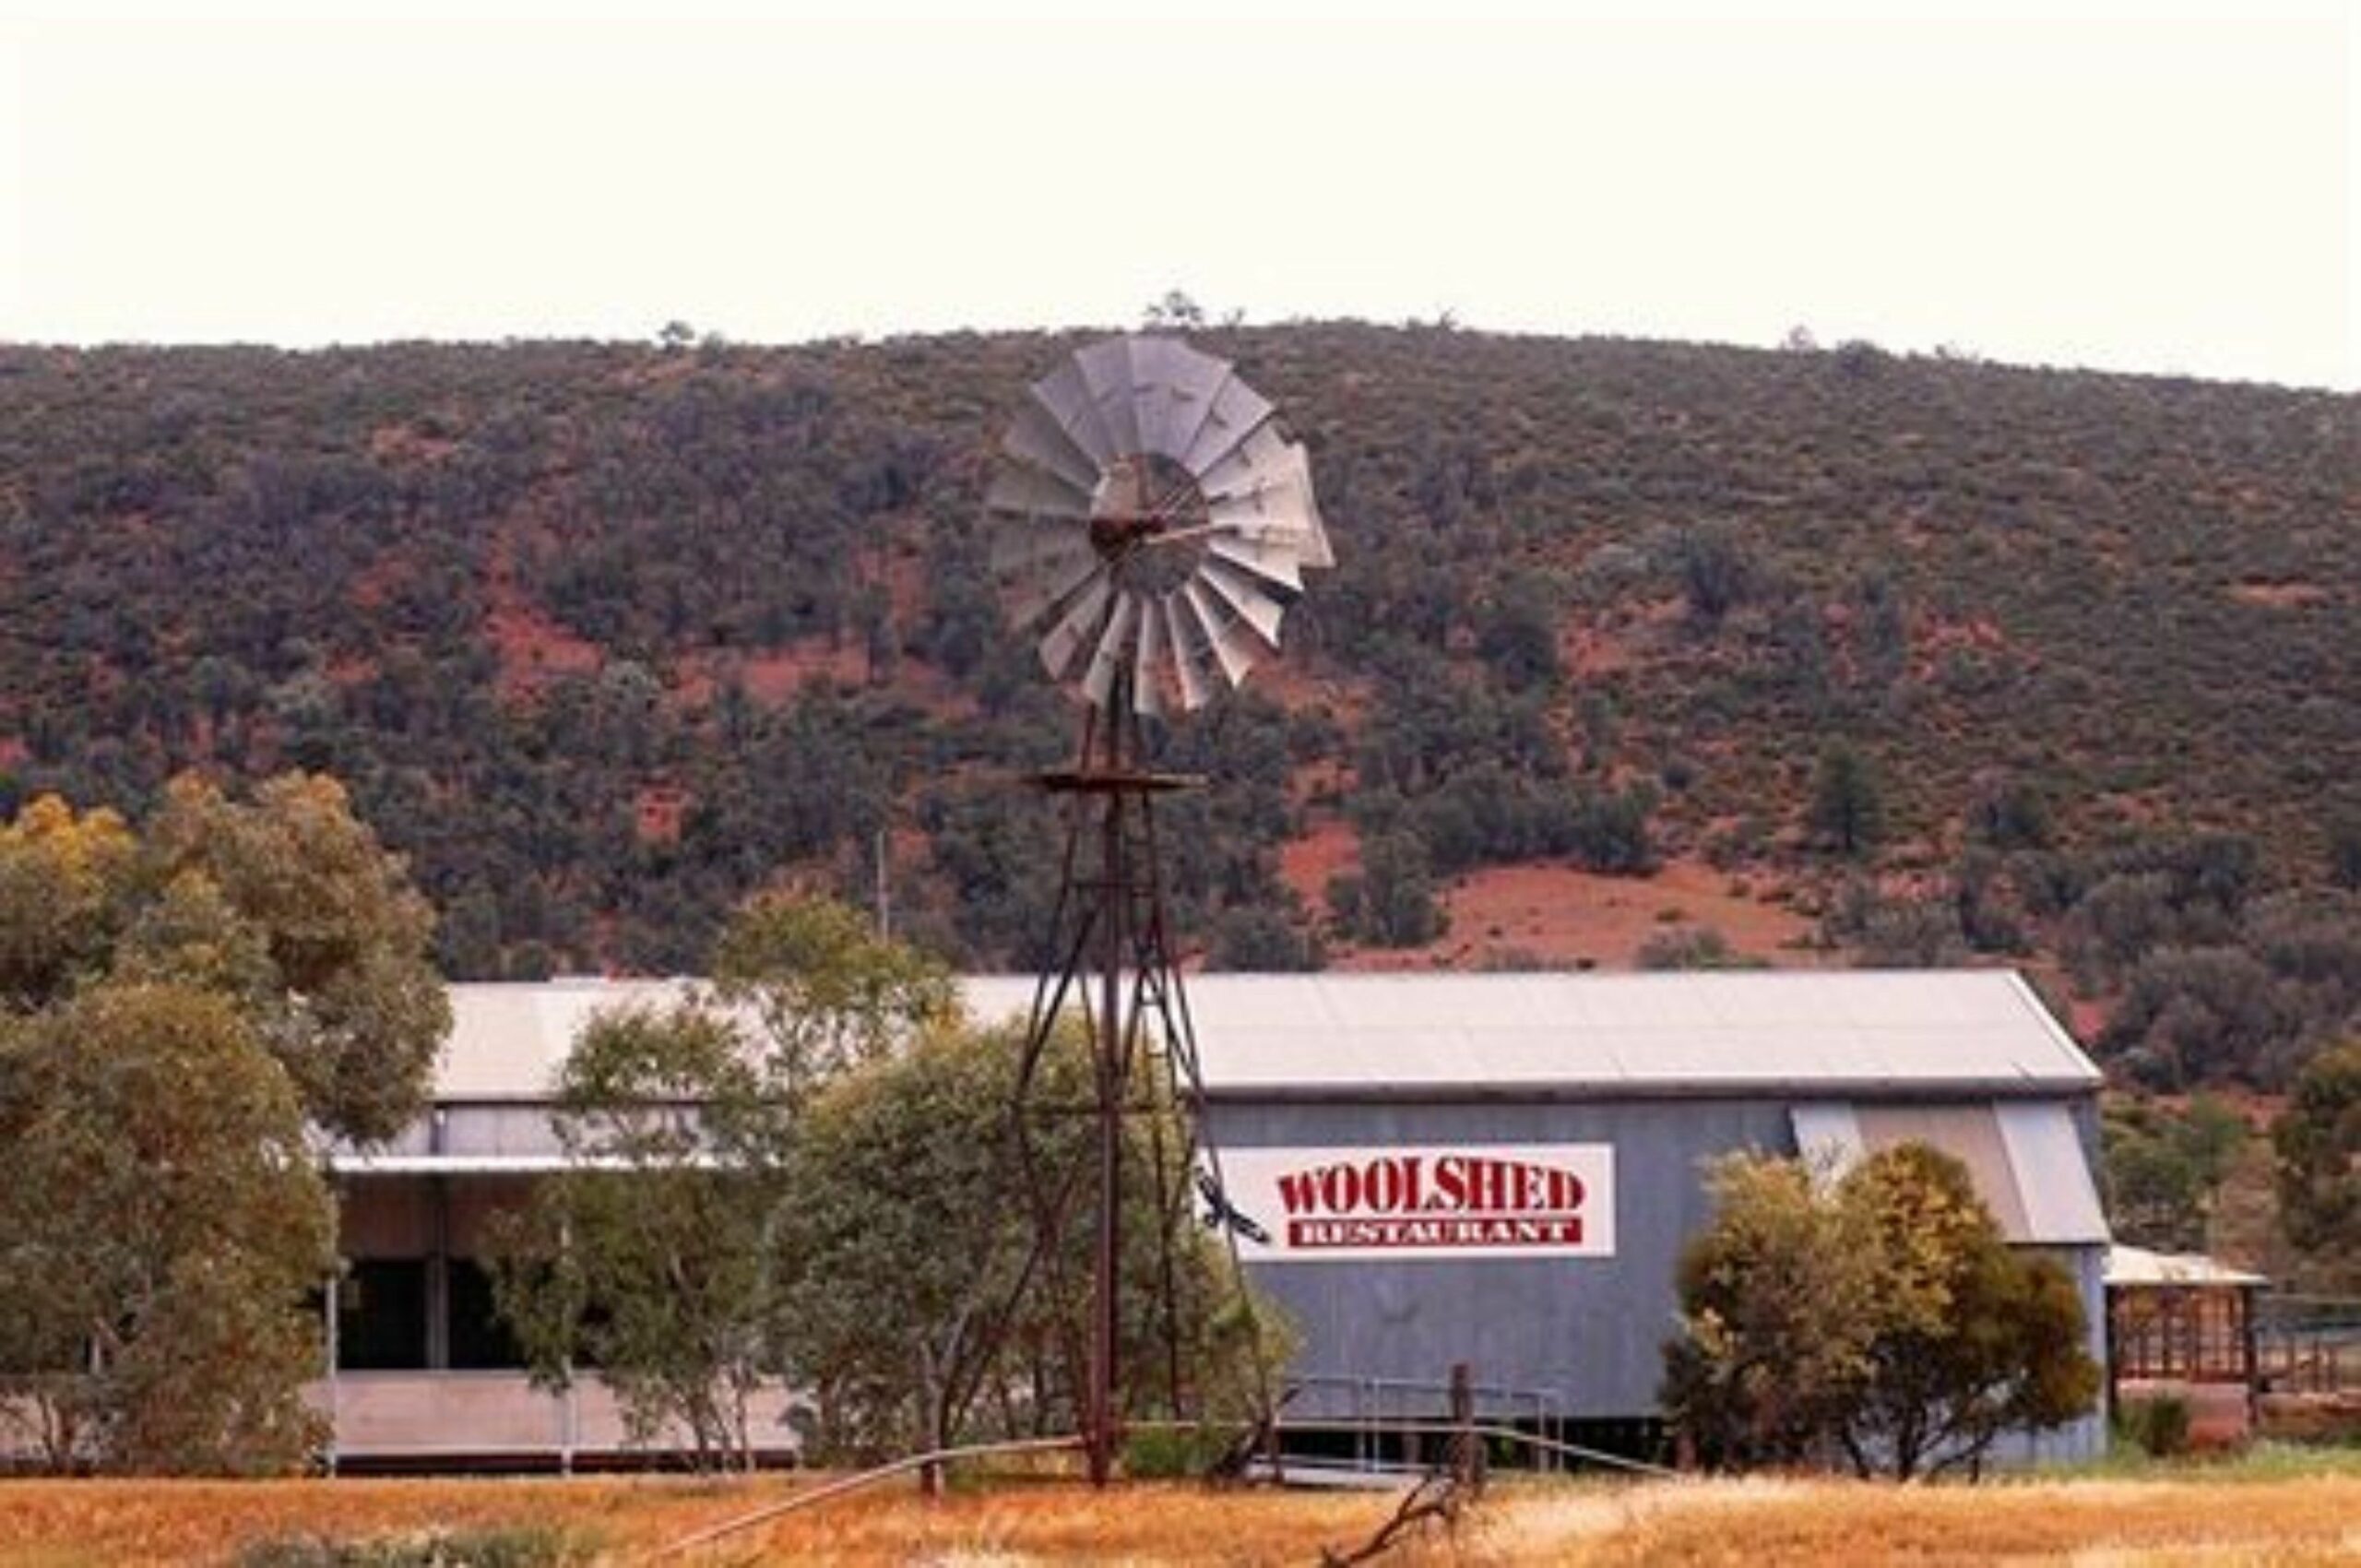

left=2105, top=1243, right=2268, bottom=1444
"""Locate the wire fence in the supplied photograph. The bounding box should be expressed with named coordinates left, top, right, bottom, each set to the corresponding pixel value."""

left=2256, top=1295, right=2361, bottom=1395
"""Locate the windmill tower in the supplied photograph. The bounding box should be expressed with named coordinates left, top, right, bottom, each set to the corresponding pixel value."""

left=986, top=335, right=1332, bottom=1483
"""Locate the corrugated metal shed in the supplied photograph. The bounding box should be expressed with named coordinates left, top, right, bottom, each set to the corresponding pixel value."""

left=393, top=970, right=2111, bottom=1465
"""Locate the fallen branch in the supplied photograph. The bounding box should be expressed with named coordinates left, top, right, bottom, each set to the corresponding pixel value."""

left=647, top=1433, right=1085, bottom=1559
left=1318, top=1472, right=1467, bottom=1566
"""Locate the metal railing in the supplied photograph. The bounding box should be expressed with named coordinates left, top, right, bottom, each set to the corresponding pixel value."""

left=2256, top=1295, right=2361, bottom=1396
left=1281, top=1372, right=1575, bottom=1475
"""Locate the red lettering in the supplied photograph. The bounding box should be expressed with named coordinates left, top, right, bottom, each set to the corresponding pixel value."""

left=1430, top=1155, right=1467, bottom=1210
left=1268, top=1151, right=1595, bottom=1231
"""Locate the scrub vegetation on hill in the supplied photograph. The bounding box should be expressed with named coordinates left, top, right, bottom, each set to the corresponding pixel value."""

left=1, top=326, right=2355, bottom=1098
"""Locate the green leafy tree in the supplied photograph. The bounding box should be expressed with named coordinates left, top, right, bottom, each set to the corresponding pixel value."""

left=1670, top=523, right=1754, bottom=628
left=0, top=777, right=439, bottom=1474
left=2102, top=945, right=2295, bottom=1091
left=1968, top=776, right=2054, bottom=851
left=0, top=794, right=140, bottom=1007
left=1661, top=1153, right=1880, bottom=1468
left=1664, top=1144, right=2098, bottom=1479
left=778, top=1015, right=1282, bottom=1465
left=491, top=1002, right=781, bottom=1468
left=2273, top=1039, right=2361, bottom=1289
left=1326, top=831, right=1446, bottom=948
left=1809, top=742, right=1886, bottom=858
left=0, top=775, right=450, bottom=1144
left=2331, top=814, right=2361, bottom=892
left=1833, top=1145, right=2099, bottom=1479
left=1474, top=578, right=1564, bottom=690
left=2103, top=1095, right=2248, bottom=1252
left=492, top=894, right=953, bottom=1470
left=0, top=984, right=333, bottom=1474
left=709, top=890, right=956, bottom=1110
left=1207, top=904, right=1325, bottom=972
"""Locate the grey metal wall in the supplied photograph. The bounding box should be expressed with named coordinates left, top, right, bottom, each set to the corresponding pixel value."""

left=1205, top=1096, right=1795, bottom=1420
left=1207, top=1092, right=2108, bottom=1465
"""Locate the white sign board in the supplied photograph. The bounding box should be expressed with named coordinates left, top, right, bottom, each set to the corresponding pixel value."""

left=1211, top=1144, right=1616, bottom=1262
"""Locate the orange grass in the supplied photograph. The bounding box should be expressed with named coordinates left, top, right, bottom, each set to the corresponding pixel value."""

left=1, top=1467, right=2355, bottom=1567
left=0, top=1474, right=801, bottom=1568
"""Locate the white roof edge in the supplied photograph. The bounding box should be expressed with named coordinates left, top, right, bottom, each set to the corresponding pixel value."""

left=2002, top=969, right=2105, bottom=1087
left=330, top=1153, right=722, bottom=1175
left=436, top=970, right=2106, bottom=1102
left=2106, top=1243, right=2269, bottom=1288
left=1198, top=1075, right=2097, bottom=1103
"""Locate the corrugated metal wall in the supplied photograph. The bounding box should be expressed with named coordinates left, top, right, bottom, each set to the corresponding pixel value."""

left=1206, top=1094, right=2108, bottom=1464
left=1206, top=1096, right=1791, bottom=1420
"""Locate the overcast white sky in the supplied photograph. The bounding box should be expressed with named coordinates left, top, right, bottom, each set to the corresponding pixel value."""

left=2, top=1, right=2354, bottom=388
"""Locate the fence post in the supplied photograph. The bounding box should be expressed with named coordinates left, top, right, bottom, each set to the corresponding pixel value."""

left=1448, top=1362, right=1486, bottom=1497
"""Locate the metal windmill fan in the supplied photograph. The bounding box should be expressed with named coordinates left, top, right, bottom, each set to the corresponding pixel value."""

left=981, top=335, right=1328, bottom=1485
left=987, top=336, right=1332, bottom=716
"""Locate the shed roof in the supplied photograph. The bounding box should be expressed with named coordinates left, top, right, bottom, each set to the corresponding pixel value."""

left=435, top=969, right=2096, bottom=1102
left=2105, top=1245, right=2269, bottom=1288
left=1162, top=969, right=2097, bottom=1100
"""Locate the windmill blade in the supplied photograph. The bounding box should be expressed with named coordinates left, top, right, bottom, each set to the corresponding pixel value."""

left=1074, top=339, right=1145, bottom=459
left=1033, top=357, right=1122, bottom=470
left=1207, top=531, right=1304, bottom=593
left=1131, top=338, right=1231, bottom=462
left=986, top=461, right=1093, bottom=523
left=1164, top=594, right=1215, bottom=711
left=1003, top=544, right=1103, bottom=632
left=1204, top=444, right=1334, bottom=569
left=1207, top=493, right=1333, bottom=572
left=1133, top=599, right=1169, bottom=719
left=1295, top=487, right=1335, bottom=571
left=1197, top=420, right=1299, bottom=501
left=1081, top=590, right=1142, bottom=708
left=1038, top=571, right=1114, bottom=682
left=1199, top=557, right=1287, bottom=648
left=1003, top=396, right=1102, bottom=494
left=1179, top=375, right=1276, bottom=478
left=1183, top=578, right=1258, bottom=688
left=1206, top=476, right=1317, bottom=536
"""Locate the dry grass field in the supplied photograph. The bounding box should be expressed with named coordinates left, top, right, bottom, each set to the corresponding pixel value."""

left=2, top=1458, right=2356, bottom=1567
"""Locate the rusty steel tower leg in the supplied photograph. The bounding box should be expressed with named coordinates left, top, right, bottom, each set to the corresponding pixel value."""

left=1088, top=733, right=1127, bottom=1486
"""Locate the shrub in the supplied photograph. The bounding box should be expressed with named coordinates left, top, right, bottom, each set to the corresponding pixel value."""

left=1327, top=832, right=1447, bottom=948
left=238, top=1526, right=584, bottom=1568
left=1808, top=742, right=1885, bottom=858
left=2117, top=1395, right=2193, bottom=1459
left=1663, top=1145, right=2098, bottom=1478
left=1637, top=925, right=1759, bottom=970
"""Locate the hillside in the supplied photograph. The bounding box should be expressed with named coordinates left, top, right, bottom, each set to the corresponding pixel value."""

left=1, top=325, right=2355, bottom=1089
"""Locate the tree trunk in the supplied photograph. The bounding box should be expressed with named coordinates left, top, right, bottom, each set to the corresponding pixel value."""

left=917, top=1346, right=945, bottom=1499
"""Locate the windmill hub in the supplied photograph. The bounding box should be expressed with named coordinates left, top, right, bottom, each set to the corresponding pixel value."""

left=1087, top=455, right=1210, bottom=592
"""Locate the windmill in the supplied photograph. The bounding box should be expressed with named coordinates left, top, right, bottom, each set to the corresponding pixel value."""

left=987, top=335, right=1331, bottom=1483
